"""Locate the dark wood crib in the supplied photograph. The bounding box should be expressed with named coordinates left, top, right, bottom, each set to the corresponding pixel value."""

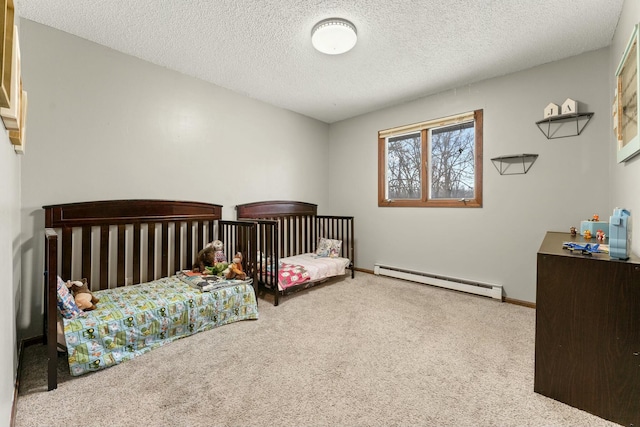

left=236, top=200, right=354, bottom=306
left=43, top=199, right=257, bottom=390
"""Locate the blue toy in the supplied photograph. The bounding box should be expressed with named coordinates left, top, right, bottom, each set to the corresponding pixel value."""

left=562, top=242, right=601, bottom=255
left=609, top=208, right=631, bottom=260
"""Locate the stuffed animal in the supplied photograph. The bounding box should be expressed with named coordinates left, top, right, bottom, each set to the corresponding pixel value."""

left=225, top=252, right=246, bottom=280
left=205, top=262, right=228, bottom=276
left=210, top=240, right=227, bottom=264
left=67, top=278, right=99, bottom=311
left=193, top=246, right=216, bottom=273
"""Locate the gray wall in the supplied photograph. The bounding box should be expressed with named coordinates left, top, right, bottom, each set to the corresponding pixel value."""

left=18, top=19, right=330, bottom=339
left=328, top=48, right=611, bottom=303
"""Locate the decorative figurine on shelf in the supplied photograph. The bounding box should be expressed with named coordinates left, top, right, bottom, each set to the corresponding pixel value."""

left=584, top=230, right=592, bottom=239
left=596, top=230, right=606, bottom=241
left=570, top=226, right=577, bottom=236
left=592, top=214, right=600, bottom=222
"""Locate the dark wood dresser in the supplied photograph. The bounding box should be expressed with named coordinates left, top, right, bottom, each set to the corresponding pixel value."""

left=535, top=231, right=640, bottom=426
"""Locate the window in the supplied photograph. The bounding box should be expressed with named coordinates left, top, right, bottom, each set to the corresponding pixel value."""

left=378, top=109, right=483, bottom=208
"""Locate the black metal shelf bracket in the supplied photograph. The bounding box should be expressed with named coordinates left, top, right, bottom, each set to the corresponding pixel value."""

left=491, top=154, right=539, bottom=175
left=535, top=112, right=594, bottom=139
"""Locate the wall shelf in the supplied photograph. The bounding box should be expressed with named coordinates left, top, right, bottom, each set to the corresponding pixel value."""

left=535, top=112, right=594, bottom=139
left=491, top=154, right=539, bottom=175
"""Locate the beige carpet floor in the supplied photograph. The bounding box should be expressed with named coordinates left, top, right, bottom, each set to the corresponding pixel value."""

left=15, top=273, right=618, bottom=427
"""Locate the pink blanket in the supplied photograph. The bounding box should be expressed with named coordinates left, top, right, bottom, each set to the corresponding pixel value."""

left=278, top=263, right=310, bottom=289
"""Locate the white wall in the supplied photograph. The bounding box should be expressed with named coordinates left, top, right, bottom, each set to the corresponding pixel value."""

left=0, top=113, right=20, bottom=424
left=328, top=48, right=611, bottom=303
left=18, top=19, right=330, bottom=339
left=609, top=0, right=640, bottom=253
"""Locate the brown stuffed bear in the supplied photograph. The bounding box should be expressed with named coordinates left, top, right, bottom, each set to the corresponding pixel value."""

left=67, top=278, right=99, bottom=311
left=225, top=252, right=246, bottom=280
left=192, top=247, right=216, bottom=273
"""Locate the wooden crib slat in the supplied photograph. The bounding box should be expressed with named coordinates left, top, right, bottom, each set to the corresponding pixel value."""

left=348, top=219, right=353, bottom=263
left=339, top=219, right=344, bottom=256
left=196, top=221, right=203, bottom=254
left=186, top=221, right=193, bottom=269
left=99, top=225, right=109, bottom=290
left=147, top=223, right=155, bottom=282
left=45, top=229, right=58, bottom=391
left=117, top=225, right=125, bottom=286
left=61, top=227, right=72, bottom=280
left=280, top=219, right=285, bottom=258
left=273, top=222, right=280, bottom=305
left=208, top=220, right=214, bottom=244
left=258, top=223, right=265, bottom=284
left=311, top=215, right=316, bottom=252
left=293, top=216, right=298, bottom=255
left=81, top=226, right=91, bottom=282
left=288, top=217, right=293, bottom=257
left=161, top=222, right=169, bottom=278
left=307, top=215, right=312, bottom=253
left=174, top=223, right=181, bottom=273
left=133, top=223, right=141, bottom=285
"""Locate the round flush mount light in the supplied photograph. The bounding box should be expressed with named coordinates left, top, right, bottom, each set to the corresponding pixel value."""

left=311, top=18, right=357, bottom=55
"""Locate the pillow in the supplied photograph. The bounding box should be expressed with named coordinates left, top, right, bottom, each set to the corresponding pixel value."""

left=56, top=276, right=85, bottom=319
left=316, top=237, right=342, bottom=258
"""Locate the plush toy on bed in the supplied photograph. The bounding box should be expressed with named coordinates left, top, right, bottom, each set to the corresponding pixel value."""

left=67, top=279, right=99, bottom=311
left=192, top=246, right=216, bottom=273
left=224, top=252, right=246, bottom=280
left=209, top=240, right=227, bottom=264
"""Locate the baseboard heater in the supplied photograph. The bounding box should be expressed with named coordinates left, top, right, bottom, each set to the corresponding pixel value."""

left=374, top=264, right=503, bottom=300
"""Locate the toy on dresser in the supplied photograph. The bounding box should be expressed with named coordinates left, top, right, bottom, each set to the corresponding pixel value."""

left=609, top=208, right=631, bottom=260
left=580, top=214, right=609, bottom=238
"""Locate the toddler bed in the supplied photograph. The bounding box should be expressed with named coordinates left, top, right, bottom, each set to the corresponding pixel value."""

left=236, top=200, right=355, bottom=306
left=44, top=199, right=258, bottom=390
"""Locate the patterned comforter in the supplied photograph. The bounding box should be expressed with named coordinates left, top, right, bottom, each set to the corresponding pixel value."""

left=62, top=275, right=258, bottom=376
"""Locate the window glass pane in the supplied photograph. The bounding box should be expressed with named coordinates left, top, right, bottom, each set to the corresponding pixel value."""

left=429, top=122, right=475, bottom=200
left=386, top=132, right=422, bottom=200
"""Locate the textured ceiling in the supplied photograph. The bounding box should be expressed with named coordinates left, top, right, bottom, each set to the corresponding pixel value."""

left=16, top=0, right=624, bottom=123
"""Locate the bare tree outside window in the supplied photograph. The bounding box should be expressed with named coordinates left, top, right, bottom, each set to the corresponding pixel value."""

left=378, top=109, right=482, bottom=208
left=430, top=122, right=475, bottom=199
left=387, top=133, right=421, bottom=199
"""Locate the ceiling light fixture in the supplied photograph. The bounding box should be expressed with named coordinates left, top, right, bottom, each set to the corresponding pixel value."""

left=311, top=18, right=357, bottom=55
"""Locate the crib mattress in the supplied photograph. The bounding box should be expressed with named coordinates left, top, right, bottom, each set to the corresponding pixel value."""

left=277, top=253, right=350, bottom=290
left=62, top=275, right=258, bottom=376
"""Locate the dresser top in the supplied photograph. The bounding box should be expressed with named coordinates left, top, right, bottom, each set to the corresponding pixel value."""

left=538, top=231, right=640, bottom=264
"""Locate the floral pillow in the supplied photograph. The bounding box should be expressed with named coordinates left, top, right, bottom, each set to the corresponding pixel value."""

left=316, top=237, right=342, bottom=258
left=56, top=276, right=85, bottom=319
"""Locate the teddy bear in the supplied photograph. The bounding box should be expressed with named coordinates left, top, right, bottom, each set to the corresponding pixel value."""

left=192, top=246, right=216, bottom=273
left=66, top=278, right=99, bottom=311
left=224, top=252, right=246, bottom=280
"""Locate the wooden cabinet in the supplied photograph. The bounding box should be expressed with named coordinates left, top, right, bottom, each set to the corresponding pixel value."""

left=535, top=231, right=640, bottom=426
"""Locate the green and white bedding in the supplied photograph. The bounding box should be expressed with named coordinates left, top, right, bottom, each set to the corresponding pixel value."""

left=62, top=275, right=258, bottom=376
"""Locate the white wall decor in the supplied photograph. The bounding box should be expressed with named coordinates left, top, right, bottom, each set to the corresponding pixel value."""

left=544, top=102, right=559, bottom=118
left=561, top=98, right=578, bottom=114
